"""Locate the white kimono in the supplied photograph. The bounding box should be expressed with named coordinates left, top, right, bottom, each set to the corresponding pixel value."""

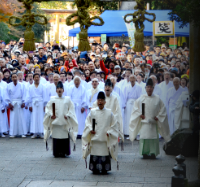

left=159, top=81, right=173, bottom=107
left=166, top=86, right=185, bottom=135
left=93, top=93, right=123, bottom=137
left=124, top=84, right=142, bottom=135
left=82, top=107, right=119, bottom=161
left=68, top=84, right=87, bottom=135
left=26, top=84, right=48, bottom=134
left=87, top=87, right=102, bottom=109
left=43, top=96, right=78, bottom=142
left=153, top=84, right=162, bottom=98
left=129, top=94, right=171, bottom=142
left=5, top=82, right=27, bottom=136
left=87, top=81, right=105, bottom=90
left=137, top=81, right=146, bottom=95
left=174, top=91, right=190, bottom=130
left=0, top=87, right=8, bottom=133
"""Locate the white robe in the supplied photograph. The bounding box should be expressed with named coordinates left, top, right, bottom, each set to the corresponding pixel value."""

left=0, top=87, right=8, bottom=133
left=43, top=96, right=78, bottom=143
left=174, top=91, right=190, bottom=130
left=26, top=84, right=48, bottom=134
left=82, top=107, right=119, bottom=161
left=118, top=79, right=130, bottom=93
left=124, top=84, right=142, bottom=135
left=87, top=81, right=105, bottom=90
left=137, top=81, right=146, bottom=95
left=93, top=93, right=123, bottom=137
left=40, top=77, right=47, bottom=85
left=86, top=87, right=102, bottom=109
left=166, top=86, right=185, bottom=135
left=153, top=84, right=162, bottom=98
left=68, top=85, right=87, bottom=135
left=129, top=94, right=171, bottom=142
left=159, top=81, right=173, bottom=107
left=5, top=82, right=27, bottom=136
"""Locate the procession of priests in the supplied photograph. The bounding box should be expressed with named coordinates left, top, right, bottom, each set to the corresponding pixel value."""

left=0, top=68, right=194, bottom=173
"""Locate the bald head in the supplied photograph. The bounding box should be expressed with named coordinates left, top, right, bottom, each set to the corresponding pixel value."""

left=173, top=77, right=180, bottom=90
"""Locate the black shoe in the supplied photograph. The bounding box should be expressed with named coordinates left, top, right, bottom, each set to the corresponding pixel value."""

left=143, top=154, right=149, bottom=159
left=150, top=154, right=156, bottom=159
left=77, top=135, right=82, bottom=139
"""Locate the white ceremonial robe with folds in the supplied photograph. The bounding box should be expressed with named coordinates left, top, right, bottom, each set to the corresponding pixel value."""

left=5, top=82, right=27, bottom=136
left=43, top=96, right=78, bottom=143
left=82, top=107, right=119, bottom=161
left=137, top=81, right=146, bottom=95
left=166, top=86, right=185, bottom=135
left=124, top=84, right=142, bottom=135
left=87, top=87, right=102, bottom=109
left=0, top=87, right=8, bottom=133
left=174, top=91, right=190, bottom=130
left=40, top=77, right=47, bottom=85
left=86, top=81, right=105, bottom=90
left=159, top=81, right=173, bottom=107
left=0, top=80, right=7, bottom=89
left=68, top=85, right=87, bottom=135
left=26, top=84, right=48, bottom=134
left=24, top=82, right=34, bottom=133
left=93, top=93, right=123, bottom=137
left=118, top=79, right=130, bottom=93
left=153, top=84, right=162, bottom=98
left=129, top=94, right=171, bottom=142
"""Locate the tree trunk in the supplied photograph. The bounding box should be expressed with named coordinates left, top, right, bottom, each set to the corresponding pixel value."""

left=189, top=24, right=200, bottom=181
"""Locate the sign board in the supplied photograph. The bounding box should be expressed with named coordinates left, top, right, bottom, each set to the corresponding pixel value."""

left=123, top=15, right=135, bottom=48
left=153, top=21, right=174, bottom=36
left=101, top=34, right=106, bottom=45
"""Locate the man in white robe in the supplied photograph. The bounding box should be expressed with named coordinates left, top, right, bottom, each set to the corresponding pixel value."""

left=64, top=72, right=73, bottom=87
left=117, top=69, right=132, bottom=93
left=47, top=74, right=68, bottom=101
left=68, top=76, right=87, bottom=136
left=87, top=71, right=104, bottom=90
left=150, top=75, right=162, bottom=98
left=82, top=91, right=119, bottom=174
left=166, top=77, right=185, bottom=135
left=5, top=73, right=27, bottom=138
left=0, top=86, right=8, bottom=137
left=43, top=81, right=78, bottom=157
left=136, top=73, right=146, bottom=95
left=159, top=72, right=173, bottom=107
left=124, top=75, right=142, bottom=136
left=0, top=72, right=7, bottom=89
left=45, top=73, right=54, bottom=87
left=174, top=90, right=190, bottom=130
left=34, top=67, right=47, bottom=85
left=87, top=78, right=101, bottom=110
left=129, top=78, right=171, bottom=159
left=92, top=79, right=123, bottom=138
left=26, top=73, right=48, bottom=138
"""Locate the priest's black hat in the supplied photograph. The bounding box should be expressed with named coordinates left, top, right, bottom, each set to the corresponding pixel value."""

left=97, top=91, right=106, bottom=100
left=56, top=81, right=64, bottom=89
left=105, top=79, right=113, bottom=87
left=146, top=78, right=154, bottom=87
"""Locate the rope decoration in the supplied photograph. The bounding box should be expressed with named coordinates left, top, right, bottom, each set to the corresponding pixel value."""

left=9, top=0, right=47, bottom=51
left=124, top=0, right=156, bottom=52
left=66, top=0, right=104, bottom=51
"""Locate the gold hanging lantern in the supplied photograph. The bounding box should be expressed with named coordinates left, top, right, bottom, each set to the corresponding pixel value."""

left=66, top=0, right=104, bottom=51
left=124, top=0, right=156, bottom=52
left=9, top=0, right=47, bottom=51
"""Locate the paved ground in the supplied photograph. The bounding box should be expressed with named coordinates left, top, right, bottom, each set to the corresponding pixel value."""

left=0, top=137, right=198, bottom=187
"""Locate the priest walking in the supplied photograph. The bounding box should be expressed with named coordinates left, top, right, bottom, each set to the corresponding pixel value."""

left=129, top=78, right=171, bottom=159
left=43, top=81, right=78, bottom=157
left=82, top=91, right=119, bottom=174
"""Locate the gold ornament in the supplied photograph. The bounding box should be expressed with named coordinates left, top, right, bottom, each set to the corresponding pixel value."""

left=124, top=0, right=156, bottom=52
left=9, top=0, right=47, bottom=51
left=66, top=0, right=104, bottom=51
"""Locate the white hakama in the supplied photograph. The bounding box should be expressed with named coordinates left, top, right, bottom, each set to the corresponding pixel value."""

left=5, top=82, right=27, bottom=136
left=0, top=87, right=8, bottom=133
left=68, top=85, right=87, bottom=135
left=124, top=84, right=142, bottom=135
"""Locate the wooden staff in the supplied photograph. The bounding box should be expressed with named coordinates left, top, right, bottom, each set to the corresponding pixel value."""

left=52, top=103, right=55, bottom=116
left=92, top=119, right=95, bottom=131
left=142, top=103, right=145, bottom=116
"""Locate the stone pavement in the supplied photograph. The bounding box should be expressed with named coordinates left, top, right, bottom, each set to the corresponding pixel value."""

left=0, top=137, right=198, bottom=187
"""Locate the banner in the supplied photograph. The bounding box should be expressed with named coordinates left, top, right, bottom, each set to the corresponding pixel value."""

left=101, top=34, right=106, bottom=45
left=153, top=21, right=174, bottom=36
left=123, top=16, right=135, bottom=48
